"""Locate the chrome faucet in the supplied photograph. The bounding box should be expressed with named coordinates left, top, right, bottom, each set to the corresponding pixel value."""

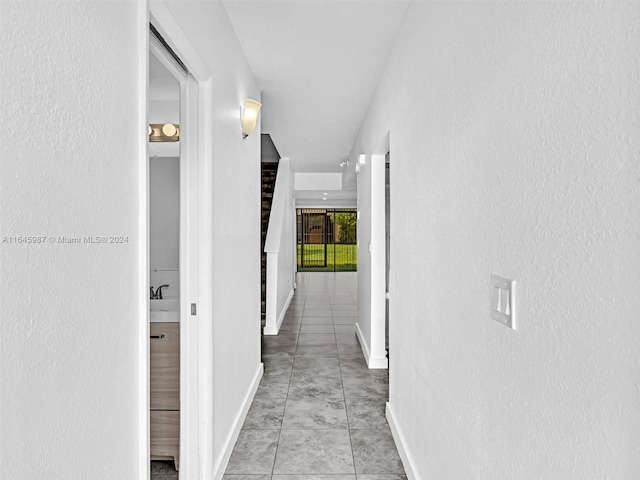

left=152, top=285, right=169, bottom=300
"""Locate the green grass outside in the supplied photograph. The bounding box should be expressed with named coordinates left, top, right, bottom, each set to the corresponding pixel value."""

left=297, top=244, right=357, bottom=272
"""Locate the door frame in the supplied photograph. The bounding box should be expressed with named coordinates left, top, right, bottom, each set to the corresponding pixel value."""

left=373, top=133, right=391, bottom=373
left=141, top=4, right=214, bottom=479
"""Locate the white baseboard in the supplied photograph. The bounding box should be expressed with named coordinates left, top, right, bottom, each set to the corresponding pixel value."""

left=355, top=322, right=388, bottom=369
left=354, top=322, right=369, bottom=361
left=277, top=288, right=294, bottom=332
left=264, top=288, right=294, bottom=335
left=212, top=363, right=264, bottom=480
left=386, top=402, right=419, bottom=480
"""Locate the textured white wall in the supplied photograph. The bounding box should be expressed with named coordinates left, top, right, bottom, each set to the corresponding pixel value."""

left=352, top=2, right=640, bottom=478
left=1, top=1, right=145, bottom=478
left=161, top=1, right=262, bottom=476
left=1, top=0, right=261, bottom=478
left=264, top=158, right=296, bottom=334
left=276, top=160, right=295, bottom=323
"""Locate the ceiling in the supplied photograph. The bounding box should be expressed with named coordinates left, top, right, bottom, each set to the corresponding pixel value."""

left=223, top=0, right=409, bottom=182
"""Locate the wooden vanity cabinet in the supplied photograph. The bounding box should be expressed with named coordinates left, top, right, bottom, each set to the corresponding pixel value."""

left=150, top=322, right=180, bottom=470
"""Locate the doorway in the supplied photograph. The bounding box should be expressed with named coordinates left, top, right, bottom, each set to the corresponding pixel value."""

left=142, top=6, right=216, bottom=478
left=149, top=30, right=183, bottom=475
left=148, top=21, right=204, bottom=479
left=296, top=209, right=358, bottom=272
left=385, top=152, right=390, bottom=367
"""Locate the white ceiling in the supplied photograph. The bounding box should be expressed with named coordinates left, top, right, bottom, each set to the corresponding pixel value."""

left=223, top=0, right=409, bottom=177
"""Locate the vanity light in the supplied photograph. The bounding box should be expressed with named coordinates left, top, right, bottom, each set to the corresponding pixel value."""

left=161, top=123, right=178, bottom=137
left=242, top=98, right=262, bottom=138
left=149, top=123, right=180, bottom=142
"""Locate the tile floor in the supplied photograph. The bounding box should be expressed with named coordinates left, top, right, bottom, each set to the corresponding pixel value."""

left=224, top=272, right=405, bottom=480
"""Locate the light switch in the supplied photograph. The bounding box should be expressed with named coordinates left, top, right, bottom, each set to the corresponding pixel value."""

left=491, top=275, right=515, bottom=329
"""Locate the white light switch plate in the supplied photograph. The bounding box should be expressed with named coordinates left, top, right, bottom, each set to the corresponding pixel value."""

left=491, top=275, right=515, bottom=329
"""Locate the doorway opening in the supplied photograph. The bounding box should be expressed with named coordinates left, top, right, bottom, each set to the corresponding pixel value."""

left=296, top=209, right=357, bottom=272
left=385, top=151, right=390, bottom=368
left=148, top=20, right=206, bottom=479
left=142, top=7, right=215, bottom=479
left=148, top=27, right=184, bottom=476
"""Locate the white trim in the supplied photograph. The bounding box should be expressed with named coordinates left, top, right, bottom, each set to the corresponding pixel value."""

left=178, top=69, right=200, bottom=479
left=264, top=252, right=279, bottom=334
left=354, top=322, right=369, bottom=361
left=279, top=288, right=295, bottom=332
left=370, top=154, right=388, bottom=365
left=212, top=363, right=264, bottom=480
left=264, top=287, right=294, bottom=335
left=149, top=34, right=187, bottom=83
left=355, top=322, right=388, bottom=369
left=292, top=203, right=297, bottom=284
left=137, top=2, right=150, bottom=479
left=386, top=402, right=420, bottom=480
left=198, top=78, right=215, bottom=480
left=294, top=203, right=358, bottom=210
left=149, top=1, right=209, bottom=81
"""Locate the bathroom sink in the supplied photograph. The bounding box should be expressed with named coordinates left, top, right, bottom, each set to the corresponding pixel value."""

left=151, top=298, right=180, bottom=312
left=150, top=298, right=180, bottom=322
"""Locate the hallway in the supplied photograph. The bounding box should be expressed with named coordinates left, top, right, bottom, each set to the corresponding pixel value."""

left=224, top=272, right=405, bottom=478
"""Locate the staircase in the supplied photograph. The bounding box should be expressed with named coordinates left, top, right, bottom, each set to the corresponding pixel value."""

left=260, top=135, right=280, bottom=328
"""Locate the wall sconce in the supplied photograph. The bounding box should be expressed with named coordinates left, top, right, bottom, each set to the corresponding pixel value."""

left=241, top=99, right=262, bottom=138
left=149, top=123, right=180, bottom=142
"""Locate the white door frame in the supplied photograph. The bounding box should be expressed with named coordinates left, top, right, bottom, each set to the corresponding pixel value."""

left=371, top=133, right=391, bottom=371
left=143, top=4, right=214, bottom=479
left=369, top=153, right=388, bottom=368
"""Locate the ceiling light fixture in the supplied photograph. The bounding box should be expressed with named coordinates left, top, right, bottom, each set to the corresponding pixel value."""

left=241, top=98, right=262, bottom=138
left=149, top=123, right=180, bottom=142
left=339, top=159, right=350, bottom=168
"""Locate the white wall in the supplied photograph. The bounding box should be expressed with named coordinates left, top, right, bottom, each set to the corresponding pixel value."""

left=351, top=2, right=640, bottom=478
left=295, top=172, right=342, bottom=190
left=1, top=1, right=145, bottom=478
left=161, top=1, right=262, bottom=476
left=150, top=157, right=180, bottom=270
left=1, top=1, right=262, bottom=478
left=264, top=158, right=296, bottom=335
left=355, top=155, right=388, bottom=368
